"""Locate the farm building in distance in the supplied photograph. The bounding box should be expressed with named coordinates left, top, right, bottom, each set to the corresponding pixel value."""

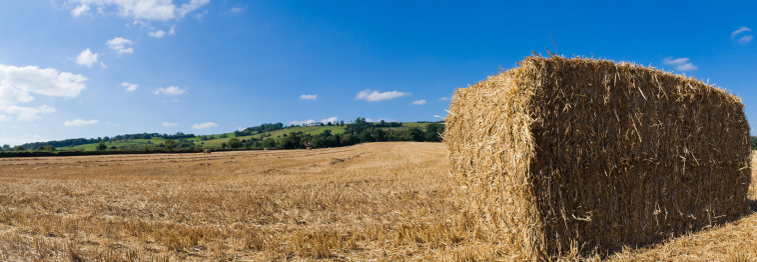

left=445, top=55, right=752, bottom=259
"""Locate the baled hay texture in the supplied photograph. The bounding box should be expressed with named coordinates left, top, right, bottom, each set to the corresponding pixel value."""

left=445, top=55, right=752, bottom=260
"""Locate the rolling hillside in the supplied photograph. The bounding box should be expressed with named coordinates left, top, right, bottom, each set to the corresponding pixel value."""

left=54, top=122, right=437, bottom=151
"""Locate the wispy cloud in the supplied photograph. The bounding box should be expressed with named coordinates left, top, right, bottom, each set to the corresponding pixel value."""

left=662, top=57, right=698, bottom=71
left=366, top=118, right=397, bottom=123
left=70, top=4, right=90, bottom=17
left=119, top=82, right=138, bottom=92
left=300, top=94, right=317, bottom=100
left=193, top=122, right=218, bottom=129
left=162, top=122, right=178, bottom=127
left=66, top=0, right=209, bottom=21
left=149, top=30, right=166, bottom=38
left=154, top=86, right=185, bottom=95
left=230, top=7, right=246, bottom=13
left=731, top=26, right=753, bottom=44
left=148, top=25, right=176, bottom=38
left=0, top=105, right=56, bottom=121
left=731, top=26, right=752, bottom=38
left=355, top=89, right=410, bottom=101
left=411, top=100, right=426, bottom=105
left=106, top=37, right=135, bottom=54
left=64, top=119, right=98, bottom=127
left=739, top=35, right=753, bottom=44
left=289, top=116, right=338, bottom=125
left=438, top=95, right=453, bottom=101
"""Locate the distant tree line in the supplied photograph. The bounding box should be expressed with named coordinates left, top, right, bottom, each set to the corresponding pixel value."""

left=3, top=118, right=443, bottom=153
left=18, top=132, right=196, bottom=151
left=216, top=117, right=444, bottom=150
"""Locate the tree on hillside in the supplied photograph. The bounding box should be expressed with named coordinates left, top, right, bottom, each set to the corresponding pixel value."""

left=360, top=129, right=375, bottom=142
left=280, top=132, right=301, bottom=149
left=38, top=145, right=56, bottom=151
left=409, top=127, right=424, bottom=142
left=221, top=142, right=228, bottom=149
left=425, top=123, right=444, bottom=142
left=227, top=138, right=241, bottom=148
left=96, top=141, right=107, bottom=150
left=2, top=144, right=9, bottom=151
left=164, top=139, right=176, bottom=149
left=372, top=128, right=387, bottom=142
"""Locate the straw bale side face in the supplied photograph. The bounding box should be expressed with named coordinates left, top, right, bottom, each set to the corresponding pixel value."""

left=526, top=57, right=751, bottom=256
left=445, top=56, right=752, bottom=260
left=445, top=69, right=544, bottom=259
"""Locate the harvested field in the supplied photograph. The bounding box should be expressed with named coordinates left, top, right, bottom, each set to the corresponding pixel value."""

left=0, top=142, right=754, bottom=261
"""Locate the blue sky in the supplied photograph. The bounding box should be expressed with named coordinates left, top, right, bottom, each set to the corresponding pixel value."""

left=1, top=0, right=756, bottom=146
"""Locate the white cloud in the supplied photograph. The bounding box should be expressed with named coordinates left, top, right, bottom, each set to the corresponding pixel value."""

left=71, top=4, right=90, bottom=17
left=438, top=95, right=455, bottom=101
left=731, top=26, right=752, bottom=38
left=662, top=57, right=698, bottom=71
left=289, top=119, right=315, bottom=125
left=662, top=57, right=690, bottom=65
left=355, top=89, right=410, bottom=101
left=0, top=64, right=87, bottom=106
left=162, top=122, right=178, bottom=127
left=322, top=116, right=338, bottom=124
left=411, top=99, right=426, bottom=105
left=300, top=94, right=317, bottom=100
left=112, top=123, right=121, bottom=127
left=148, top=30, right=166, bottom=38
left=148, top=24, right=175, bottom=38
left=193, top=122, right=217, bottom=129
left=675, top=63, right=698, bottom=71
left=0, top=105, right=56, bottom=121
left=119, top=82, right=138, bottom=92
left=0, top=134, right=48, bottom=147
left=236, top=126, right=245, bottom=131
left=67, top=0, right=209, bottom=21
left=739, top=35, right=753, bottom=44
left=64, top=119, right=98, bottom=127
left=177, top=0, right=211, bottom=18
left=366, top=118, right=397, bottom=123
left=289, top=116, right=339, bottom=126
left=76, top=48, right=99, bottom=67
left=106, top=37, right=135, bottom=54
left=230, top=7, right=246, bottom=13
left=0, top=115, right=10, bottom=121
left=100, top=61, right=109, bottom=69
left=0, top=86, right=34, bottom=105
left=133, top=20, right=152, bottom=29
left=193, top=12, right=206, bottom=21
left=154, top=86, right=185, bottom=95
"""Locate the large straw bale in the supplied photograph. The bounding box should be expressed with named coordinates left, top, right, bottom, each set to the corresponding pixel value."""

left=445, top=55, right=752, bottom=260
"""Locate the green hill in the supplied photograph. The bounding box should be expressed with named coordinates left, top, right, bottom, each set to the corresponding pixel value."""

left=52, top=121, right=439, bottom=151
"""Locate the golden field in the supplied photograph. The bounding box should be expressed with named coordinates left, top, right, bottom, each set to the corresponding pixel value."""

left=0, top=142, right=754, bottom=261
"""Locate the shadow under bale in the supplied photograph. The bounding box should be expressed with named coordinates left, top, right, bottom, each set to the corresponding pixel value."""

left=445, top=55, right=752, bottom=260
